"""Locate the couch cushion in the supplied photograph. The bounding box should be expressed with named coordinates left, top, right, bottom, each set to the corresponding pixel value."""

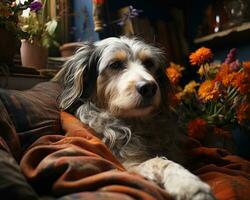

left=0, top=82, right=62, bottom=153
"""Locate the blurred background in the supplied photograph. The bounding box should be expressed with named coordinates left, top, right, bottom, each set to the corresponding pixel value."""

left=1, top=0, right=250, bottom=88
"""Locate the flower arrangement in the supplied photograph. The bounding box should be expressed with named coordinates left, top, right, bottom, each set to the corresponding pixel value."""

left=18, top=0, right=58, bottom=48
left=0, top=0, right=33, bottom=37
left=166, top=47, right=250, bottom=145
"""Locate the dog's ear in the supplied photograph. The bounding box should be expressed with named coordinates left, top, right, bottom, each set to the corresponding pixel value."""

left=53, top=42, right=99, bottom=112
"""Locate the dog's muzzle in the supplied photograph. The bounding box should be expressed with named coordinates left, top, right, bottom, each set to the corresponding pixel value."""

left=136, top=81, right=158, bottom=108
left=136, top=81, right=157, bottom=98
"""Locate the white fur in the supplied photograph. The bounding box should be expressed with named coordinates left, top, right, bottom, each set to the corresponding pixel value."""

left=53, top=37, right=215, bottom=200
left=132, top=157, right=214, bottom=200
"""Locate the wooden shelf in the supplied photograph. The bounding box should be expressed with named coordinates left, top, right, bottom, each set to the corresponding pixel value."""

left=194, top=22, right=250, bottom=47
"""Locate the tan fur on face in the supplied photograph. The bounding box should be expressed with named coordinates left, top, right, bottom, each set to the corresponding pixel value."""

left=137, top=50, right=152, bottom=62
left=114, top=50, right=127, bottom=61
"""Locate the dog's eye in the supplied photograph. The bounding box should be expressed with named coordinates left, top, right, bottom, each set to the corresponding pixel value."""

left=109, top=60, right=124, bottom=70
left=143, top=59, right=154, bottom=69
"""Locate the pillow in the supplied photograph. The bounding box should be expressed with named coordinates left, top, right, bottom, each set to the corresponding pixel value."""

left=0, top=82, right=62, bottom=153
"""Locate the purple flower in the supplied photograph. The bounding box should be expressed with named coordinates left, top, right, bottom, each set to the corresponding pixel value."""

left=129, top=5, right=142, bottom=18
left=117, top=5, right=143, bottom=26
left=224, top=48, right=237, bottom=64
left=229, top=60, right=241, bottom=72
left=29, top=1, right=43, bottom=12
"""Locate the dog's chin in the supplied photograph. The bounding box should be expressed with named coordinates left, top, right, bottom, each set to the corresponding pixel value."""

left=114, top=105, right=158, bottom=118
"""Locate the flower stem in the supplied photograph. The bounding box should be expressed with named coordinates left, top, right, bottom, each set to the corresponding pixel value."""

left=42, top=0, right=47, bottom=29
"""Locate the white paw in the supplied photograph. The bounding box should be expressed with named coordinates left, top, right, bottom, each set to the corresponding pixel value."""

left=164, top=175, right=215, bottom=200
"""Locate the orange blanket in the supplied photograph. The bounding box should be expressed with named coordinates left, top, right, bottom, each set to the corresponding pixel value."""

left=20, top=112, right=170, bottom=199
left=191, top=147, right=250, bottom=200
left=20, top=112, right=250, bottom=200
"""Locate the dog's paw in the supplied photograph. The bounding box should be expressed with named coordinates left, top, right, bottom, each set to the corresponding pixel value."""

left=192, top=191, right=215, bottom=200
left=164, top=176, right=215, bottom=200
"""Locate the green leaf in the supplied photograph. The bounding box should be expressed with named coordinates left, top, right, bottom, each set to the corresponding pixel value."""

left=45, top=19, right=58, bottom=36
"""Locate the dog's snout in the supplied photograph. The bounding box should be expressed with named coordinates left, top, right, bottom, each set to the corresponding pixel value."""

left=136, top=81, right=157, bottom=98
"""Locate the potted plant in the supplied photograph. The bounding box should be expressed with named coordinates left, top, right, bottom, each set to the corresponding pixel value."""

left=0, top=0, right=33, bottom=65
left=19, top=0, right=58, bottom=69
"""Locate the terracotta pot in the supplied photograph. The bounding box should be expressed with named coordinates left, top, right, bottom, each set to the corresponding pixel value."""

left=59, top=42, right=83, bottom=57
left=20, top=40, right=48, bottom=69
left=0, top=28, right=19, bottom=65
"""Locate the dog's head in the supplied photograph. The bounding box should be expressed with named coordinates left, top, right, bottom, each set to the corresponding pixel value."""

left=54, top=37, right=171, bottom=118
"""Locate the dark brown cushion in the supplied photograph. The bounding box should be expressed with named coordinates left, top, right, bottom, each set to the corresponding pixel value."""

left=0, top=82, right=62, bottom=156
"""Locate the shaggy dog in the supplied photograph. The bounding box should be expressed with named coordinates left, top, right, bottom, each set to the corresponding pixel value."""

left=53, top=37, right=215, bottom=200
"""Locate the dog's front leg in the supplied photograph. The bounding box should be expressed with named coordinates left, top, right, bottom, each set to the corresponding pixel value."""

left=131, top=157, right=215, bottom=200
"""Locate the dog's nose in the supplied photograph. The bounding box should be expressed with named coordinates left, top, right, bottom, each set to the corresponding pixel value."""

left=136, top=81, right=157, bottom=98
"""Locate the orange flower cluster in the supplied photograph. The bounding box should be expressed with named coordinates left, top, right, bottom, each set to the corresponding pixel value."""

left=187, top=118, right=208, bottom=140
left=172, top=47, right=250, bottom=141
left=198, top=80, right=219, bottom=102
left=243, top=61, right=250, bottom=73
left=215, top=64, right=233, bottom=86
left=232, top=72, right=250, bottom=94
left=189, top=47, right=213, bottom=66
left=165, top=62, right=184, bottom=85
left=216, top=64, right=250, bottom=94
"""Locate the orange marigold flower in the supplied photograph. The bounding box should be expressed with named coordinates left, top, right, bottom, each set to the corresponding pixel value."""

left=232, top=72, right=250, bottom=94
left=237, top=103, right=250, bottom=124
left=189, top=47, right=213, bottom=66
left=165, top=62, right=184, bottom=85
left=243, top=61, right=250, bottom=74
left=222, top=72, right=238, bottom=87
left=215, top=64, right=248, bottom=90
left=198, top=80, right=219, bottom=102
left=215, top=64, right=230, bottom=82
left=187, top=118, right=208, bottom=140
